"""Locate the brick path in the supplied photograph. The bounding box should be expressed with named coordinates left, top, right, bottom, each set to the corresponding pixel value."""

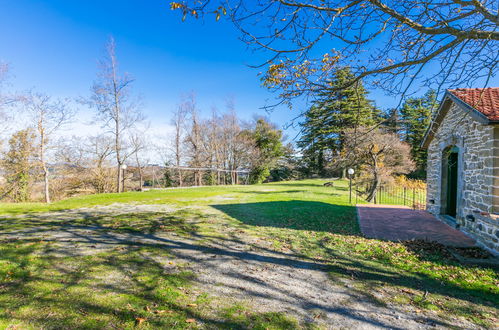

left=357, top=204, right=476, bottom=247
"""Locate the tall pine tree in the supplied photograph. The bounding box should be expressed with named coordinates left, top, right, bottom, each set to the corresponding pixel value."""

left=399, top=90, right=437, bottom=178
left=298, top=67, right=381, bottom=175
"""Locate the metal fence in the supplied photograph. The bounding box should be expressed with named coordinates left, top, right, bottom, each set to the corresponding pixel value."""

left=358, top=183, right=427, bottom=210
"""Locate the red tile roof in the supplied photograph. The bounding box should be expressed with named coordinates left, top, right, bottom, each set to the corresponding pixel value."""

left=449, top=88, right=499, bottom=121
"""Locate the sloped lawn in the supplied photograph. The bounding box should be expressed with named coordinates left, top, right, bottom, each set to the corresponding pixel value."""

left=0, top=179, right=497, bottom=328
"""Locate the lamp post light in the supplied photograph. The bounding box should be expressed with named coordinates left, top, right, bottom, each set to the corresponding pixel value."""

left=120, top=164, right=128, bottom=192
left=347, top=168, right=355, bottom=204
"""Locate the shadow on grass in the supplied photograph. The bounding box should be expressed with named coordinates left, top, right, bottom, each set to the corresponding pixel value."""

left=0, top=240, right=304, bottom=329
left=211, top=200, right=359, bottom=235
left=1, top=204, right=497, bottom=328
left=264, top=183, right=330, bottom=188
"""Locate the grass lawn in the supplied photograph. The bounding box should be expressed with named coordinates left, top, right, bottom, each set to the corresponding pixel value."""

left=0, top=179, right=497, bottom=328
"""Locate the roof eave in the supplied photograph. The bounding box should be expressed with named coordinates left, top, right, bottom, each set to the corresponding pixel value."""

left=421, top=90, right=494, bottom=149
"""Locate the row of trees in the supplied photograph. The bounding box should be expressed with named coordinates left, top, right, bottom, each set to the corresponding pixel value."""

left=0, top=39, right=287, bottom=203
left=167, top=94, right=286, bottom=187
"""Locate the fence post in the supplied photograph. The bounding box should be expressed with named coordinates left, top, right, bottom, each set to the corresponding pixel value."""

left=412, top=187, right=416, bottom=210
left=403, top=187, right=406, bottom=206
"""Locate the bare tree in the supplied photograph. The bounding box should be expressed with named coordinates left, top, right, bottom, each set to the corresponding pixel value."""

left=341, top=127, right=414, bottom=202
left=0, top=62, right=9, bottom=114
left=172, top=1, right=498, bottom=107
left=185, top=94, right=204, bottom=186
left=205, top=108, right=222, bottom=184
left=85, top=37, right=144, bottom=193
left=130, top=128, right=150, bottom=191
left=0, top=62, right=17, bottom=133
left=171, top=100, right=188, bottom=186
left=221, top=104, right=251, bottom=184
left=85, top=134, right=115, bottom=193
left=23, top=91, right=74, bottom=203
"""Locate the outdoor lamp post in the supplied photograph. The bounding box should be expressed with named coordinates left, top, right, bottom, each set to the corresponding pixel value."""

left=121, top=164, right=128, bottom=192
left=347, top=168, right=355, bottom=204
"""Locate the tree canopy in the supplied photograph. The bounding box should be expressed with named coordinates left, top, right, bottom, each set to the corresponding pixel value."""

left=171, top=0, right=498, bottom=106
left=297, top=67, right=381, bottom=174
left=248, top=118, right=285, bottom=183
left=399, top=89, right=437, bottom=178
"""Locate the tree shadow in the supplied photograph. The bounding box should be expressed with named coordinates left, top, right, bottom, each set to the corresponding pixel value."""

left=264, top=183, right=331, bottom=187
left=238, top=190, right=307, bottom=195
left=211, top=200, right=359, bottom=235
left=1, top=206, right=497, bottom=328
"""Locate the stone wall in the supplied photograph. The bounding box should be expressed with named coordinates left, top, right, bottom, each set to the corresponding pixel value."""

left=426, top=102, right=499, bottom=253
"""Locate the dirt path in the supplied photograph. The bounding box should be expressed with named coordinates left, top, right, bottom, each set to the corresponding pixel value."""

left=0, top=204, right=478, bottom=329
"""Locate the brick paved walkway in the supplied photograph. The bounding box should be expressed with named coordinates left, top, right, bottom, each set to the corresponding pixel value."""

left=357, top=204, right=476, bottom=247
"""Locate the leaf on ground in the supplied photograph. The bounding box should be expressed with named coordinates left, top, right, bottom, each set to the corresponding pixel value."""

left=135, top=317, right=146, bottom=325
left=187, top=303, right=197, bottom=307
left=186, top=318, right=196, bottom=323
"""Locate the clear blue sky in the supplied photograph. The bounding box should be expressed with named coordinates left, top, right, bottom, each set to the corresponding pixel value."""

left=1, top=0, right=302, bottom=134
left=2, top=0, right=493, bottom=141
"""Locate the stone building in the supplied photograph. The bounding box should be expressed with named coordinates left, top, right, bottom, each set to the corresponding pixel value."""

left=422, top=88, right=499, bottom=254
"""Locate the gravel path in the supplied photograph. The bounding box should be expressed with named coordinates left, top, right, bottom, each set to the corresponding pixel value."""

left=1, top=204, right=478, bottom=329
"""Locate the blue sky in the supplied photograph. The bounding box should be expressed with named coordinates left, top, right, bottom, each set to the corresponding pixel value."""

left=1, top=0, right=299, bottom=135
left=2, top=0, right=495, bottom=143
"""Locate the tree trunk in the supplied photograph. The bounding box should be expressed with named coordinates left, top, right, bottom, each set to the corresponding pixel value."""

left=365, top=176, right=380, bottom=203
left=117, top=164, right=122, bottom=193
left=178, top=168, right=183, bottom=187
left=42, top=165, right=50, bottom=203
left=39, top=130, right=51, bottom=203
left=138, top=167, right=143, bottom=191
left=366, top=156, right=380, bottom=202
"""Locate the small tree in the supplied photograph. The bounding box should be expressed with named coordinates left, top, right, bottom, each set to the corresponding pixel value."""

left=248, top=118, right=285, bottom=184
left=1, top=129, right=36, bottom=202
left=130, top=129, right=149, bottom=191
left=85, top=134, right=116, bottom=193
left=85, top=37, right=144, bottom=193
left=341, top=127, right=414, bottom=202
left=184, top=94, right=204, bottom=186
left=171, top=99, right=188, bottom=186
left=23, top=91, right=74, bottom=203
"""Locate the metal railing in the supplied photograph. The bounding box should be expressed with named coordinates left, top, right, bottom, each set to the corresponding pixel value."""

left=358, top=183, right=427, bottom=210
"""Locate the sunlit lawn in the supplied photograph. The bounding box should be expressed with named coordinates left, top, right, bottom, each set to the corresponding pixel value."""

left=0, top=179, right=497, bottom=328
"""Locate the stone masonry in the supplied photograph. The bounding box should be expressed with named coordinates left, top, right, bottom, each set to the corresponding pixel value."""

left=426, top=98, right=499, bottom=253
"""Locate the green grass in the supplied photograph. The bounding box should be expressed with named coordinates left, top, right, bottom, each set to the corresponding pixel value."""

left=0, top=179, right=497, bottom=328
left=0, top=179, right=357, bottom=215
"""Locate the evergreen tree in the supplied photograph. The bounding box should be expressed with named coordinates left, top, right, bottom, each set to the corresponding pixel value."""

left=297, top=67, right=381, bottom=175
left=249, top=118, right=285, bottom=184
left=399, top=90, right=437, bottom=178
